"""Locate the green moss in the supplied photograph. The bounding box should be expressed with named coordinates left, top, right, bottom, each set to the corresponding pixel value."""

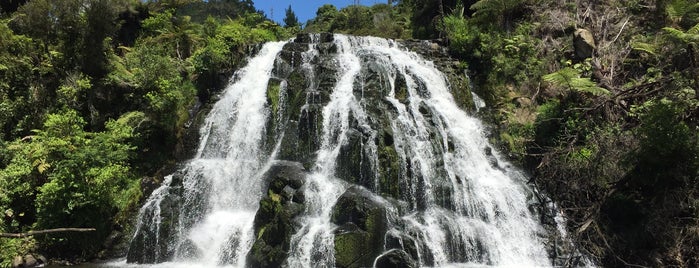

left=257, top=226, right=266, bottom=239
left=378, top=145, right=401, bottom=199
left=286, top=71, right=307, bottom=120
left=334, top=231, right=371, bottom=268
left=267, top=81, right=281, bottom=116
left=269, top=191, right=282, bottom=203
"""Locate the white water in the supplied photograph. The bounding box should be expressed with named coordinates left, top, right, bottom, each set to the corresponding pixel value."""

left=349, top=38, right=550, bottom=267
left=129, top=41, right=286, bottom=267
left=127, top=35, right=587, bottom=268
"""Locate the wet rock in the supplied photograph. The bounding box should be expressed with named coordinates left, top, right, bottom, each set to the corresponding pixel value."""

left=334, top=224, right=374, bottom=268
left=247, top=161, right=307, bottom=268
left=336, top=128, right=374, bottom=188
left=375, top=249, right=418, bottom=268
left=574, top=28, right=595, bottom=60
left=384, top=231, right=419, bottom=261
left=331, top=186, right=389, bottom=268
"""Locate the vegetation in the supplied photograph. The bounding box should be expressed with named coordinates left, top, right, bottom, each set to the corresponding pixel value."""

left=437, top=0, right=699, bottom=266
left=0, top=0, right=697, bottom=267
left=0, top=0, right=291, bottom=265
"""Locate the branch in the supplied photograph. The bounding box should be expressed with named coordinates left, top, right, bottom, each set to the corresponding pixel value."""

left=0, top=228, right=96, bottom=238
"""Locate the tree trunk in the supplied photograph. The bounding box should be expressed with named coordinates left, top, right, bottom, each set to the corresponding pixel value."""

left=0, top=228, right=96, bottom=238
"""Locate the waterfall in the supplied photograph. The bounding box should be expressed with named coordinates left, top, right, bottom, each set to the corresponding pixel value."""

left=125, top=34, right=590, bottom=268
left=127, top=41, right=287, bottom=267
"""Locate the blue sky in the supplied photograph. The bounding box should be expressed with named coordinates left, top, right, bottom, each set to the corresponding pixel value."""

left=252, top=0, right=384, bottom=25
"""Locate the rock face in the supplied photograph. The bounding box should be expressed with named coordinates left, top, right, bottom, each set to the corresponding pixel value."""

left=127, top=171, right=195, bottom=263
left=247, top=161, right=307, bottom=268
left=574, top=28, right=596, bottom=60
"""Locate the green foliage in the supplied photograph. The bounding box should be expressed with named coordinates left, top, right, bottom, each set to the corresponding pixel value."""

left=304, top=3, right=411, bottom=39
left=283, top=5, right=300, bottom=28
left=665, top=0, right=699, bottom=28
left=663, top=23, right=699, bottom=43
left=0, top=0, right=280, bottom=261
left=470, top=0, right=525, bottom=29
left=543, top=67, right=610, bottom=96
left=0, top=238, right=36, bottom=267
left=630, top=99, right=698, bottom=189
left=0, top=109, right=136, bottom=256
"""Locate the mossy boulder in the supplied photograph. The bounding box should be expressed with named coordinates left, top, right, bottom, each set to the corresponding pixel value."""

left=331, top=186, right=389, bottom=268
left=247, top=161, right=307, bottom=268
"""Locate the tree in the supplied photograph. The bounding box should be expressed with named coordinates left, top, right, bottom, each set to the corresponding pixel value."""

left=283, top=5, right=300, bottom=28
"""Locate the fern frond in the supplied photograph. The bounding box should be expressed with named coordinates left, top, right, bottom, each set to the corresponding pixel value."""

left=631, top=41, right=657, bottom=55
left=687, top=22, right=699, bottom=35
left=543, top=68, right=609, bottom=96
left=543, top=67, right=577, bottom=85
left=664, top=26, right=689, bottom=41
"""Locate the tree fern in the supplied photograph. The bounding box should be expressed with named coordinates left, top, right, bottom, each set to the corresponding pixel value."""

left=543, top=67, right=610, bottom=96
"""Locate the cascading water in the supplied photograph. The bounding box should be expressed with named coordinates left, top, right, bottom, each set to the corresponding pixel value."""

left=125, top=34, right=591, bottom=268
left=127, top=41, right=287, bottom=267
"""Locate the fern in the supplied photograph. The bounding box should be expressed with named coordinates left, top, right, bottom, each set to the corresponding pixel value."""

left=631, top=41, right=657, bottom=55
left=543, top=67, right=610, bottom=96
left=663, top=24, right=699, bottom=43
left=666, top=0, right=699, bottom=25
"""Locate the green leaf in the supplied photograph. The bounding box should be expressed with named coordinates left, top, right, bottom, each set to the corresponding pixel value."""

left=543, top=67, right=610, bottom=96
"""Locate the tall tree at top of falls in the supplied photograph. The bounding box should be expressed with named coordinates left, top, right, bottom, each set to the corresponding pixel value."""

left=283, top=5, right=300, bottom=28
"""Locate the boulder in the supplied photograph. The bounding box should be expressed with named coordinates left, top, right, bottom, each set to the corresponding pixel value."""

left=12, top=256, right=23, bottom=268
left=375, top=249, right=418, bottom=268
left=247, top=161, right=307, bottom=268
left=573, top=28, right=596, bottom=60
left=331, top=186, right=389, bottom=268
left=23, top=254, right=37, bottom=267
left=36, top=255, right=48, bottom=265
left=384, top=231, right=419, bottom=261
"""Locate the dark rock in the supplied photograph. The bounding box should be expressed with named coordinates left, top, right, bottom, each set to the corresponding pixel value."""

left=331, top=186, right=389, bottom=268
left=36, top=255, right=48, bottom=264
left=247, top=161, right=307, bottom=268
left=294, top=33, right=311, bottom=43
left=384, top=231, right=419, bottom=261
left=266, top=161, right=306, bottom=192
left=319, top=32, right=334, bottom=43
left=175, top=238, right=201, bottom=260
left=375, top=249, right=418, bottom=268
left=573, top=28, right=595, bottom=60
left=335, top=128, right=374, bottom=188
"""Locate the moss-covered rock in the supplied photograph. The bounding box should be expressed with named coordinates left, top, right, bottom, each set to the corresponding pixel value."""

left=334, top=224, right=374, bottom=268
left=331, top=186, right=388, bottom=268
left=247, top=161, right=307, bottom=268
